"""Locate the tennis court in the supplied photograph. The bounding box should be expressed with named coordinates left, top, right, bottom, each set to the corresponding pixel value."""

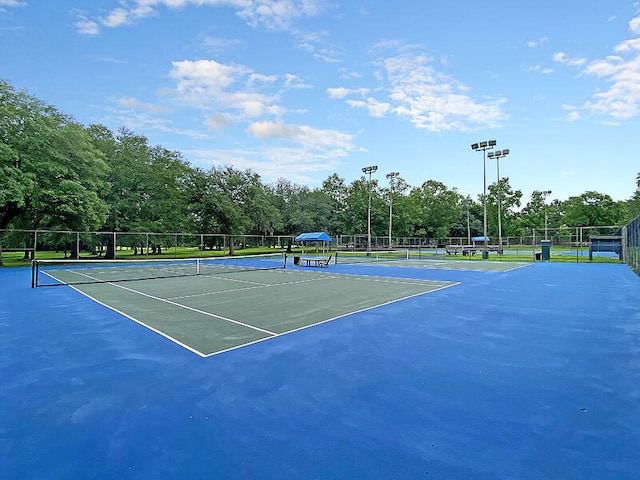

left=2, top=257, right=640, bottom=479
left=33, top=255, right=456, bottom=356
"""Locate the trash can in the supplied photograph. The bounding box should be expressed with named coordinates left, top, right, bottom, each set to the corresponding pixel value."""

left=534, top=252, right=541, bottom=261
left=293, top=256, right=300, bottom=266
left=541, top=240, right=551, bottom=261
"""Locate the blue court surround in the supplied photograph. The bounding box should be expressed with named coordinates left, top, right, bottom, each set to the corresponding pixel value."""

left=1, top=262, right=639, bottom=479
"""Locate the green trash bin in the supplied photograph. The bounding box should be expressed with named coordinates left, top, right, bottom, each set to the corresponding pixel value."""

left=541, top=240, right=551, bottom=261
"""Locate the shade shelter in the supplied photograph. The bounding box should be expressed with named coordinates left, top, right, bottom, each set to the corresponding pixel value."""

left=295, top=232, right=332, bottom=243
left=295, top=232, right=332, bottom=257
left=472, top=236, right=490, bottom=246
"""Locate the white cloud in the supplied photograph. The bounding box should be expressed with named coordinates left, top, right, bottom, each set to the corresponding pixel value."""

left=101, top=7, right=131, bottom=28
left=201, top=36, right=243, bottom=54
left=237, top=0, right=325, bottom=30
left=240, top=120, right=356, bottom=181
left=168, top=59, right=302, bottom=119
left=326, top=87, right=370, bottom=99
left=103, top=103, right=207, bottom=139
left=75, top=0, right=326, bottom=34
left=187, top=146, right=345, bottom=184
left=561, top=104, right=582, bottom=122
left=247, top=120, right=355, bottom=152
left=526, top=65, right=554, bottom=75
left=205, top=113, right=232, bottom=130
left=615, top=37, right=640, bottom=53
left=347, top=97, right=391, bottom=118
left=247, top=120, right=300, bottom=139
left=327, top=87, right=350, bottom=99
left=553, top=51, right=587, bottom=67
left=0, top=0, right=26, bottom=9
left=283, top=73, right=312, bottom=89
left=170, top=59, right=246, bottom=91
left=74, top=16, right=100, bottom=35
left=335, top=50, right=508, bottom=132
left=292, top=29, right=343, bottom=63
left=557, top=14, right=640, bottom=121
left=527, top=37, right=548, bottom=48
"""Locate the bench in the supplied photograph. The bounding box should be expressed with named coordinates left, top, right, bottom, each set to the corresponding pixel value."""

left=301, top=255, right=332, bottom=267
left=446, top=245, right=476, bottom=256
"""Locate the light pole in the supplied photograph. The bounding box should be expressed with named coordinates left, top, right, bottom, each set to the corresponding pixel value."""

left=386, top=171, right=399, bottom=249
left=487, top=148, right=510, bottom=252
left=362, top=165, right=378, bottom=254
left=466, top=195, right=472, bottom=245
left=471, top=140, right=496, bottom=259
left=542, top=190, right=552, bottom=240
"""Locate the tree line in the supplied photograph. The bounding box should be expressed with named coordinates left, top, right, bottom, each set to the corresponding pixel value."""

left=2, top=79, right=639, bottom=263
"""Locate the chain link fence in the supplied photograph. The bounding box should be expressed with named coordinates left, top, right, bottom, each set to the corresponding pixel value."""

left=0, top=229, right=296, bottom=262
left=622, top=215, right=640, bottom=275
left=0, top=225, right=629, bottom=264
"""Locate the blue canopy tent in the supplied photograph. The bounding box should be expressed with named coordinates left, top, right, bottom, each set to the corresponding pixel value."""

left=472, top=236, right=490, bottom=246
left=295, top=232, right=332, bottom=258
left=295, top=232, right=332, bottom=243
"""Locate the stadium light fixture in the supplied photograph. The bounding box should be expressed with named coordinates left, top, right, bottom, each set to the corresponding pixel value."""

left=362, top=165, right=378, bottom=254
left=386, top=172, right=399, bottom=248
left=488, top=148, right=510, bottom=252
left=471, top=140, right=496, bottom=259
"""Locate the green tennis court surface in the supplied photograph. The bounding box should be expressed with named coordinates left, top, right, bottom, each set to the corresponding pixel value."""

left=70, top=269, right=456, bottom=356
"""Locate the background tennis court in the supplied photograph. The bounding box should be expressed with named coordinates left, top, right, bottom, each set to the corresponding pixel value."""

left=2, top=259, right=640, bottom=479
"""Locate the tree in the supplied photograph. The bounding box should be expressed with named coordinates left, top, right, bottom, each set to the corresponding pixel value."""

left=449, top=196, right=482, bottom=241
left=486, top=177, right=522, bottom=238
left=187, top=166, right=276, bottom=254
left=625, top=172, right=640, bottom=221
left=408, top=180, right=462, bottom=241
left=88, top=127, right=193, bottom=257
left=380, top=175, right=412, bottom=239
left=320, top=173, right=349, bottom=235
left=269, top=178, right=308, bottom=235
left=561, top=191, right=625, bottom=230
left=0, top=80, right=109, bottom=264
left=334, top=177, right=385, bottom=242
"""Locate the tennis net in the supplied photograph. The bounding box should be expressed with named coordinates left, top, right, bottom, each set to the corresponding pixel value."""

left=31, top=253, right=287, bottom=287
left=335, top=249, right=409, bottom=264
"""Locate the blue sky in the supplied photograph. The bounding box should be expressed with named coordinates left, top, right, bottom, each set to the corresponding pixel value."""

left=2, top=1, right=640, bottom=203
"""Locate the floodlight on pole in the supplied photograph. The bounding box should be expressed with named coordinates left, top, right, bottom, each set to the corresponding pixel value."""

left=542, top=190, right=552, bottom=240
left=471, top=140, right=496, bottom=259
left=487, top=148, right=510, bottom=253
left=362, top=165, right=378, bottom=254
left=386, top=171, right=399, bottom=248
